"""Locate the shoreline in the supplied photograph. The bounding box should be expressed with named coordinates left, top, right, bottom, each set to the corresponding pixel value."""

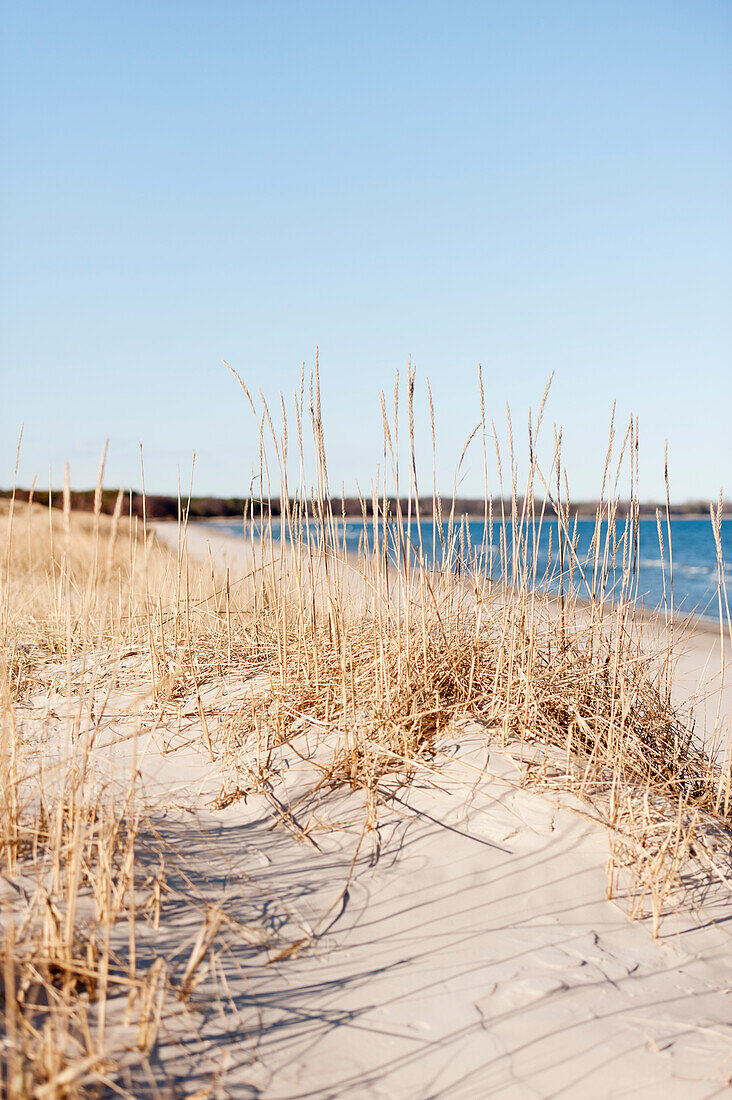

left=144, top=515, right=732, bottom=1097
left=155, top=516, right=730, bottom=632
left=152, top=519, right=730, bottom=754
left=153, top=510, right=724, bottom=523
left=5, top=502, right=732, bottom=1097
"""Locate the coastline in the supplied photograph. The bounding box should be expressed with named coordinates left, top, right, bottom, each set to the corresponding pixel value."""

left=154, top=518, right=730, bottom=744
left=140, top=515, right=732, bottom=1097
left=5, top=501, right=732, bottom=1097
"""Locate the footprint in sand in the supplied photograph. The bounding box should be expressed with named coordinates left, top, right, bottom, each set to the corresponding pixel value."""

left=477, top=971, right=568, bottom=1013
left=467, top=789, right=556, bottom=845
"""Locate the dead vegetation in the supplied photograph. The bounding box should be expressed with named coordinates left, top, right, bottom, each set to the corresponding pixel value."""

left=0, top=365, right=730, bottom=1095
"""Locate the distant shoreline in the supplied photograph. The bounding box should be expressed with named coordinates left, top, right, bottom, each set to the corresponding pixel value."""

left=182, top=512, right=725, bottom=525
left=3, top=488, right=727, bottom=523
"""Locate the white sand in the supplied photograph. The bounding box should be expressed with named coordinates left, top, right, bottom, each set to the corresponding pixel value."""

left=69, top=522, right=727, bottom=1096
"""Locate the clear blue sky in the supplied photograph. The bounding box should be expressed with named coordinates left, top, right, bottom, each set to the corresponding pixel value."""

left=2, top=1, right=730, bottom=502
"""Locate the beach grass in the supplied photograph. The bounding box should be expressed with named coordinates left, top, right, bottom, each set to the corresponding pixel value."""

left=1, top=366, right=730, bottom=1096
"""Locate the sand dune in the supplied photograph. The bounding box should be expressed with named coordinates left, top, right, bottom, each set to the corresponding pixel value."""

left=115, top=521, right=732, bottom=1099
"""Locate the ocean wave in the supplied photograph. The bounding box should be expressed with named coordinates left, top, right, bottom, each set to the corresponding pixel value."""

left=639, top=558, right=714, bottom=577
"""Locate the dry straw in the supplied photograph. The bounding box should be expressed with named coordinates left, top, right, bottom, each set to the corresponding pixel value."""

left=1, top=367, right=730, bottom=1094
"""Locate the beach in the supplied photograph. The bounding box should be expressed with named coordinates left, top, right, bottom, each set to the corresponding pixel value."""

left=129, top=519, right=732, bottom=1098
left=160, top=519, right=732, bottom=759
left=3, top=495, right=732, bottom=1099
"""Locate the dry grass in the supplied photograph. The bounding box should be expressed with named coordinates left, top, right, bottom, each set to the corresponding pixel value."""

left=0, top=490, right=243, bottom=1096
left=1, top=366, right=730, bottom=1094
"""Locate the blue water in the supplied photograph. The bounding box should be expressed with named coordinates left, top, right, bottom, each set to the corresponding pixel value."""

left=210, top=516, right=731, bottom=622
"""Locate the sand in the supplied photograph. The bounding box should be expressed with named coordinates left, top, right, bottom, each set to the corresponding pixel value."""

left=11, top=520, right=724, bottom=1093
left=86, top=728, right=728, bottom=1099
left=83, top=519, right=728, bottom=1098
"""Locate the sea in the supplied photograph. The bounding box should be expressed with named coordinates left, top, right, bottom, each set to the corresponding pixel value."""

left=209, top=516, right=731, bottom=623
